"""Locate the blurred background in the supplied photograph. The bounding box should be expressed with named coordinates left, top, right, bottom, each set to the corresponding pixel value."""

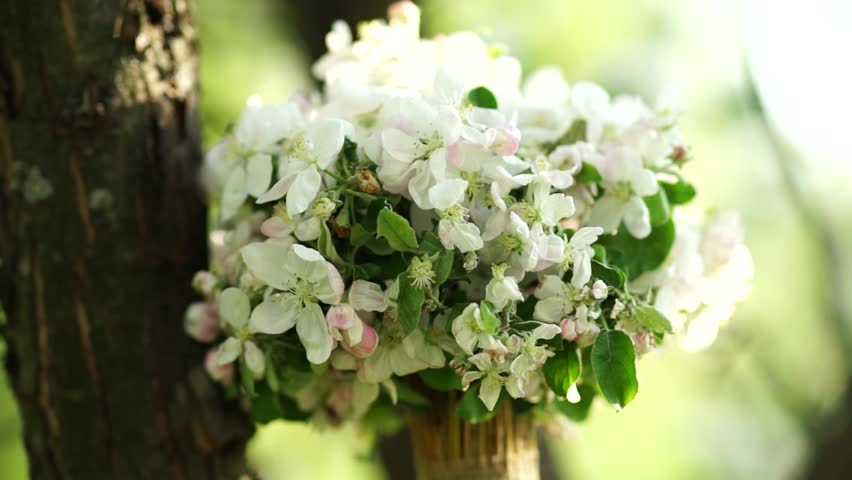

left=2, top=0, right=851, bottom=478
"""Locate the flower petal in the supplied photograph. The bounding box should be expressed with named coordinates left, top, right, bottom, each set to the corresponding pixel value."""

left=219, top=288, right=249, bottom=328
left=479, top=375, right=503, bottom=411
left=220, top=166, right=248, bottom=221
left=241, top=241, right=293, bottom=289
left=249, top=294, right=299, bottom=334
left=215, top=337, right=242, bottom=366
left=623, top=195, right=651, bottom=239
left=286, top=166, right=322, bottom=216
left=349, top=280, right=387, bottom=312
left=245, top=154, right=273, bottom=197
left=297, top=302, right=334, bottom=364
left=429, top=179, right=468, bottom=211
left=244, top=340, right=265, bottom=376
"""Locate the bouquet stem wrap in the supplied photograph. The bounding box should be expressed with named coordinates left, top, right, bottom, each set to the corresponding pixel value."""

left=408, top=392, right=539, bottom=480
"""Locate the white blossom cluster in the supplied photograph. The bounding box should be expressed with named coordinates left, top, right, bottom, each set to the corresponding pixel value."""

left=185, top=2, right=752, bottom=424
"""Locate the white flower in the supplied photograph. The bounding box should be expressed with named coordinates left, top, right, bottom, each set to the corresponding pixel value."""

left=569, top=81, right=610, bottom=144
left=589, top=146, right=658, bottom=238
left=533, top=276, right=577, bottom=323
left=462, top=352, right=507, bottom=411
left=525, top=180, right=576, bottom=227
left=436, top=200, right=484, bottom=253
left=485, top=264, right=524, bottom=311
left=240, top=242, right=345, bottom=364
left=564, top=227, right=604, bottom=288
left=206, top=102, right=302, bottom=220
left=212, top=288, right=274, bottom=376
left=360, top=328, right=444, bottom=383
left=505, top=324, right=561, bottom=396
left=451, top=303, right=498, bottom=355
left=257, top=119, right=346, bottom=217
left=379, top=97, right=461, bottom=207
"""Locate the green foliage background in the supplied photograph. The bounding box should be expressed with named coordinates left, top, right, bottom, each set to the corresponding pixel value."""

left=2, top=0, right=851, bottom=478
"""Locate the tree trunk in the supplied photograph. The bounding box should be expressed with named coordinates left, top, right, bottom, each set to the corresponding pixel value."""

left=0, top=1, right=253, bottom=479
left=408, top=392, right=540, bottom=480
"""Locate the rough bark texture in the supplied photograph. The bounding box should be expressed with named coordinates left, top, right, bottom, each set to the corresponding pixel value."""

left=0, top=1, right=253, bottom=478
left=408, top=392, right=540, bottom=480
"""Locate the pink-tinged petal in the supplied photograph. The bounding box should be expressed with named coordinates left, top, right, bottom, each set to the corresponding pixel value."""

left=326, top=304, right=359, bottom=329
left=315, top=262, right=345, bottom=305
left=446, top=142, right=463, bottom=168
left=205, top=350, right=234, bottom=385
left=493, top=126, right=521, bottom=155
left=184, top=302, right=220, bottom=343
left=260, top=216, right=293, bottom=238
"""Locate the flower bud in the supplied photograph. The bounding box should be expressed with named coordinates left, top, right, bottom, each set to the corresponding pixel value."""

left=559, top=318, right=578, bottom=341
left=191, top=271, right=217, bottom=297
left=345, top=322, right=379, bottom=358
left=184, top=302, right=220, bottom=343
left=492, top=125, right=521, bottom=155
left=205, top=349, right=234, bottom=385
left=463, top=251, right=479, bottom=271
left=591, top=280, right=608, bottom=300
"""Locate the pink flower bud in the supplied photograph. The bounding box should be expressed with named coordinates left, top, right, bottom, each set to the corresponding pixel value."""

left=184, top=302, right=220, bottom=343
left=560, top=318, right=578, bottom=341
left=192, top=271, right=217, bottom=296
left=205, top=349, right=234, bottom=385
left=345, top=322, right=379, bottom=359
left=493, top=126, right=521, bottom=155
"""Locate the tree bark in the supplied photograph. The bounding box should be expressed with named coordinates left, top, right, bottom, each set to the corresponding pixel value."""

left=0, top=1, right=253, bottom=479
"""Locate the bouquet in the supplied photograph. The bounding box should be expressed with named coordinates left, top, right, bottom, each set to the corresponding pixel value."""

left=186, top=1, right=752, bottom=439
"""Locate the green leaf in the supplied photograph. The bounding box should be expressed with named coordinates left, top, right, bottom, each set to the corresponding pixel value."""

left=420, top=232, right=443, bottom=255
left=660, top=180, right=696, bottom=205
left=250, top=383, right=281, bottom=423
left=455, top=383, right=496, bottom=423
left=240, top=356, right=256, bottom=397
left=397, top=274, right=424, bottom=336
left=591, top=330, right=638, bottom=410
left=365, top=237, right=395, bottom=256
left=575, top=161, right=602, bottom=184
left=352, top=263, right=382, bottom=281
left=433, top=249, right=454, bottom=285
left=643, top=188, right=671, bottom=227
left=543, top=343, right=581, bottom=398
left=598, top=219, right=676, bottom=278
left=479, top=301, right=500, bottom=332
left=278, top=392, right=311, bottom=421
left=377, top=208, right=419, bottom=251
left=418, top=367, right=463, bottom=391
left=350, top=224, right=372, bottom=247
left=553, top=384, right=596, bottom=422
left=362, top=199, right=387, bottom=232
left=634, top=304, right=673, bottom=334
left=467, top=86, right=498, bottom=109
left=590, top=260, right=625, bottom=289
left=394, top=382, right=430, bottom=409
